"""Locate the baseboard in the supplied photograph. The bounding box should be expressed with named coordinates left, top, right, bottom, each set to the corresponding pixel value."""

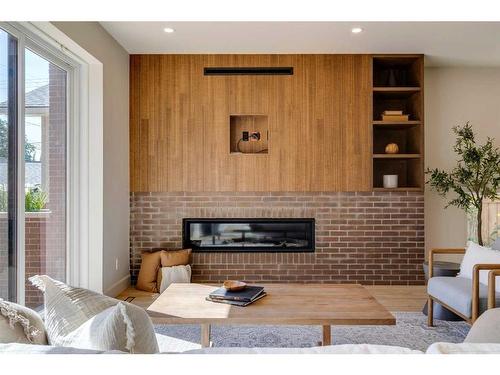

left=104, top=274, right=131, bottom=297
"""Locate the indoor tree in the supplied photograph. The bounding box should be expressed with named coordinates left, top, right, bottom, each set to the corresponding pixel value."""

left=426, top=122, right=500, bottom=245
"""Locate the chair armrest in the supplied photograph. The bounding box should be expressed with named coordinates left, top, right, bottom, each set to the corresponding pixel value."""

left=472, top=264, right=500, bottom=322
left=488, top=269, right=500, bottom=309
left=428, top=248, right=465, bottom=278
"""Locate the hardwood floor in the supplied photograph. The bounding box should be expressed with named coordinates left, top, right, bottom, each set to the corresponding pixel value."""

left=117, top=285, right=427, bottom=313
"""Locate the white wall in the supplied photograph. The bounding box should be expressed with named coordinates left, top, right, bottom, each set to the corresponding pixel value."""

left=52, top=22, right=130, bottom=296
left=425, top=67, right=500, bottom=259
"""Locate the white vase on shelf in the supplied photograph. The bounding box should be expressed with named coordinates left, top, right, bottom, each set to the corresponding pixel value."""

left=383, top=175, right=398, bottom=189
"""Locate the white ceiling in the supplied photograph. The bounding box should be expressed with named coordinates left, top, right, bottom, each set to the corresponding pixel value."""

left=100, top=22, right=500, bottom=67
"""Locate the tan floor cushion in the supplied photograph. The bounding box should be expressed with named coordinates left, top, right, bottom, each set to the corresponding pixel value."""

left=137, top=251, right=162, bottom=292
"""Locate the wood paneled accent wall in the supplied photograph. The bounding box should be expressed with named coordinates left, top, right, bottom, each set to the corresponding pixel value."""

left=130, top=54, right=372, bottom=192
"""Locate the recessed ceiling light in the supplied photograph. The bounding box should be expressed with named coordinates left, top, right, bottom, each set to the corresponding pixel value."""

left=163, top=27, right=175, bottom=33
left=351, top=27, right=363, bottom=34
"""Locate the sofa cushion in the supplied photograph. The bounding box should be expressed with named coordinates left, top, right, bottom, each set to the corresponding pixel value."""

left=158, top=265, right=192, bottom=294
left=464, top=307, right=500, bottom=343
left=29, top=275, right=159, bottom=353
left=184, top=344, right=422, bottom=354
left=427, top=276, right=500, bottom=318
left=426, top=342, right=500, bottom=354
left=0, top=299, right=48, bottom=345
left=155, top=332, right=201, bottom=353
left=137, top=251, right=162, bottom=292
left=0, top=343, right=123, bottom=354
left=459, top=241, right=500, bottom=292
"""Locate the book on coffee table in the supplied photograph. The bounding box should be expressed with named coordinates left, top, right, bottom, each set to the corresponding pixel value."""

left=209, top=285, right=265, bottom=302
left=206, top=292, right=267, bottom=307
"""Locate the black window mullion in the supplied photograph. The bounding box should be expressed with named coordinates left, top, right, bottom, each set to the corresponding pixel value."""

left=7, top=33, right=18, bottom=302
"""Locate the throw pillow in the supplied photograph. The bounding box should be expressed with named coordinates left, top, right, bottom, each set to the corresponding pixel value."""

left=458, top=241, right=500, bottom=292
left=157, top=249, right=192, bottom=291
left=29, top=275, right=159, bottom=353
left=158, top=265, right=192, bottom=294
left=136, top=251, right=162, bottom=292
left=160, top=248, right=192, bottom=267
left=0, top=299, right=48, bottom=345
left=58, top=302, right=158, bottom=353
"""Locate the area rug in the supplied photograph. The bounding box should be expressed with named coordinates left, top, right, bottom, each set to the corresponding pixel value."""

left=154, top=312, right=470, bottom=352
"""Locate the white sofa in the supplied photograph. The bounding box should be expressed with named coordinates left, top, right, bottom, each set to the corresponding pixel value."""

left=3, top=275, right=500, bottom=355
left=2, top=342, right=500, bottom=354
left=3, top=307, right=500, bottom=354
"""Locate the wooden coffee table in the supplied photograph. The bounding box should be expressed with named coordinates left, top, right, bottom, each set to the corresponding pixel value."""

left=147, top=283, right=395, bottom=347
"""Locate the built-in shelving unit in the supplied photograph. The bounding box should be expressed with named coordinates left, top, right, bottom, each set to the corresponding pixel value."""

left=229, top=114, right=269, bottom=155
left=372, top=55, right=424, bottom=191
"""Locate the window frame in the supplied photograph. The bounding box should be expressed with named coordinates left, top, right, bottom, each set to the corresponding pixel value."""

left=0, top=21, right=104, bottom=303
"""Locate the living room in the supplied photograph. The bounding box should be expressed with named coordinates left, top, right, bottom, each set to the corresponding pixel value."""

left=2, top=1, right=500, bottom=373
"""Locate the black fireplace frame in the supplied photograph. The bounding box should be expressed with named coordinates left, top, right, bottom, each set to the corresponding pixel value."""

left=182, top=218, right=315, bottom=253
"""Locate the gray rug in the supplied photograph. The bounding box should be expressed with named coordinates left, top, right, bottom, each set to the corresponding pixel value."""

left=154, top=312, right=470, bottom=352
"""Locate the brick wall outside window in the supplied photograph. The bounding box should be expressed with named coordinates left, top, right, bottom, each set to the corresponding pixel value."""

left=130, top=191, right=425, bottom=285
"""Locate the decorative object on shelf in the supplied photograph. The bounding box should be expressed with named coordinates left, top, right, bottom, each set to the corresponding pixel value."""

left=426, top=122, right=500, bottom=245
left=381, top=110, right=409, bottom=122
left=383, top=175, right=398, bottom=189
left=385, top=68, right=408, bottom=87
left=385, top=143, right=399, bottom=154
left=223, top=280, right=247, bottom=291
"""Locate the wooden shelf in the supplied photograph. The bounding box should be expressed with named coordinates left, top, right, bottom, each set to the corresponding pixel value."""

left=373, top=187, right=422, bottom=192
left=373, top=120, right=421, bottom=126
left=373, top=87, right=421, bottom=92
left=373, top=154, right=421, bottom=159
left=373, top=87, right=421, bottom=99
left=372, top=55, right=424, bottom=191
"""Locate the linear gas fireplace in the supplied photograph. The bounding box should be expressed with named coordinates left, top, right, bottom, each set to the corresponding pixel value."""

left=183, top=218, right=315, bottom=252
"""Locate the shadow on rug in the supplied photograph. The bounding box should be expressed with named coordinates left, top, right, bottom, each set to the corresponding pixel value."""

left=154, top=312, right=470, bottom=352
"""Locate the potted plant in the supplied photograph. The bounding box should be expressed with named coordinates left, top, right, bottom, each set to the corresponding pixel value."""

left=426, top=123, right=500, bottom=246
left=25, top=185, right=48, bottom=212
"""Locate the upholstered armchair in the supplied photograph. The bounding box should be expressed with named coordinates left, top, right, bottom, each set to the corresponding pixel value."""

left=427, top=248, right=500, bottom=326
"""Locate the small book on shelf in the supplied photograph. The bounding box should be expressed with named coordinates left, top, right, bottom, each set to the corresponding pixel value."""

left=382, top=110, right=403, bottom=116
left=381, top=114, right=409, bottom=121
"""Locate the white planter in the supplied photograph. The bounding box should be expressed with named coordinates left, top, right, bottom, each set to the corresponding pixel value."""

left=383, top=175, right=398, bottom=189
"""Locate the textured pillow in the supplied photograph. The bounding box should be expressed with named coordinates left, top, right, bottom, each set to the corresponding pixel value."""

left=458, top=241, right=500, bottom=292
left=136, top=251, right=162, bottom=292
left=29, top=275, right=159, bottom=353
left=159, top=265, right=192, bottom=294
left=58, top=303, right=158, bottom=353
left=160, top=249, right=192, bottom=267
left=0, top=299, right=47, bottom=345
left=157, top=249, right=192, bottom=290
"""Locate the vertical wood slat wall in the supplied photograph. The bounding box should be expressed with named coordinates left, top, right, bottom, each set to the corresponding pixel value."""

left=130, top=54, right=423, bottom=192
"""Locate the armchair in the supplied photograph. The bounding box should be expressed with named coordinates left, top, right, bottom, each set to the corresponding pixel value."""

left=427, top=248, right=500, bottom=326
left=488, top=270, right=500, bottom=309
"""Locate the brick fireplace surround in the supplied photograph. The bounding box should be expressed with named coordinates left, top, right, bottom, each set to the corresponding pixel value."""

left=130, top=191, right=425, bottom=285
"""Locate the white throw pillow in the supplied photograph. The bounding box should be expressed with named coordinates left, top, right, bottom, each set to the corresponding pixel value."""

left=159, top=265, right=191, bottom=293
left=0, top=299, right=48, bottom=345
left=458, top=241, right=500, bottom=292
left=29, top=275, right=159, bottom=353
left=60, top=303, right=158, bottom=353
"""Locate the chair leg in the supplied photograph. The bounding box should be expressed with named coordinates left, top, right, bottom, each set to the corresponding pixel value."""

left=427, top=297, right=434, bottom=327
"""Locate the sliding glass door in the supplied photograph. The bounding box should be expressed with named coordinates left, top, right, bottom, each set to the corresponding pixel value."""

left=24, top=48, right=67, bottom=308
left=0, top=28, right=18, bottom=302
left=0, top=25, right=70, bottom=306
